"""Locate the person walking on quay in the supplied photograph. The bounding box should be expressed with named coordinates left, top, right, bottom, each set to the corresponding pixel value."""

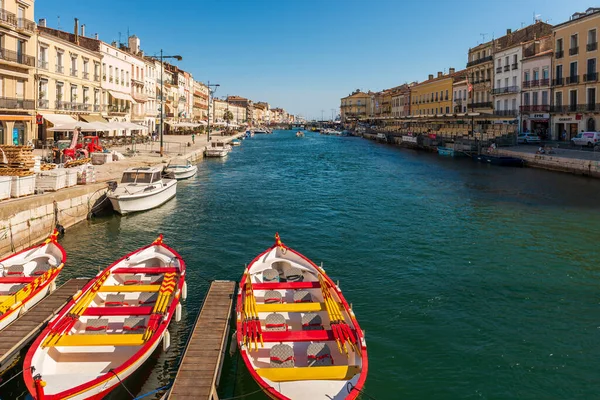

left=192, top=133, right=195, bottom=144
left=562, top=129, right=567, bottom=141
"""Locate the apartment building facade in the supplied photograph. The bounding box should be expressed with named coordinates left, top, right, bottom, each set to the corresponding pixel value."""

left=410, top=70, right=456, bottom=116
left=340, top=90, right=370, bottom=121
left=521, top=36, right=553, bottom=137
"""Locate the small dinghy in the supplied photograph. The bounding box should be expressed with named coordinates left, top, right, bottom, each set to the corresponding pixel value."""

left=24, top=235, right=186, bottom=400
left=0, top=230, right=65, bottom=331
left=163, top=158, right=198, bottom=180
left=236, top=234, right=368, bottom=400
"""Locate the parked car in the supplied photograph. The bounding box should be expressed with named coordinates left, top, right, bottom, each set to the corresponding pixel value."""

left=571, top=131, right=600, bottom=147
left=517, top=132, right=541, bottom=144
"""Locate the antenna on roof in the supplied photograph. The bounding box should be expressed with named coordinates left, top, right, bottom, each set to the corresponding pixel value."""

left=118, top=32, right=122, bottom=45
left=480, top=33, right=488, bottom=43
left=57, top=15, right=60, bottom=30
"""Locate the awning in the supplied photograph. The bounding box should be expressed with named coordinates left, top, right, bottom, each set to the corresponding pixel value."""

left=122, top=122, right=148, bottom=131
left=41, top=114, right=78, bottom=126
left=80, top=115, right=109, bottom=123
left=109, top=90, right=137, bottom=104
left=47, top=121, right=98, bottom=132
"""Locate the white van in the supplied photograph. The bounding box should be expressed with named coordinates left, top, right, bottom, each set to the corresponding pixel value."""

left=571, top=132, right=600, bottom=147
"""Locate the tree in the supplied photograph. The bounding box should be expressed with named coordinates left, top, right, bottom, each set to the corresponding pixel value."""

left=223, top=110, right=234, bottom=123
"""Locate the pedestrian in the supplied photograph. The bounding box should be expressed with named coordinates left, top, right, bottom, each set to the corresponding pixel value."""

left=562, top=129, right=567, bottom=141
left=192, top=133, right=195, bottom=144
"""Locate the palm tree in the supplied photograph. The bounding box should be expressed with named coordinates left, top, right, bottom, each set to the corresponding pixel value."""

left=223, top=110, right=234, bottom=123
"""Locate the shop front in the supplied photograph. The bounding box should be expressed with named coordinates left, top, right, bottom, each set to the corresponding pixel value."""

left=524, top=113, right=551, bottom=139
left=553, top=114, right=582, bottom=141
left=0, top=116, right=34, bottom=145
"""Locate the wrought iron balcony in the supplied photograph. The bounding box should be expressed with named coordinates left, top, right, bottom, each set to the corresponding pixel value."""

left=565, top=75, right=580, bottom=84
left=569, top=47, right=579, bottom=56
left=472, top=102, right=493, bottom=108
left=496, top=67, right=502, bottom=74
left=540, top=78, right=550, bottom=86
left=466, top=55, right=493, bottom=67
left=550, top=104, right=600, bottom=113
left=38, top=60, right=48, bottom=70
left=55, top=101, right=91, bottom=111
left=512, top=63, right=518, bottom=70
left=556, top=50, right=564, bottom=59
left=588, top=42, right=598, bottom=51
left=503, top=65, right=510, bottom=72
left=0, top=96, right=34, bottom=109
left=523, top=81, right=531, bottom=88
left=93, top=104, right=102, bottom=112
left=494, top=110, right=518, bottom=116
left=552, top=77, right=564, bottom=86
left=491, top=86, right=519, bottom=95
left=37, top=99, right=49, bottom=109
left=520, top=105, right=550, bottom=113
left=584, top=72, right=598, bottom=82
left=107, top=105, right=129, bottom=115
left=0, top=48, right=35, bottom=67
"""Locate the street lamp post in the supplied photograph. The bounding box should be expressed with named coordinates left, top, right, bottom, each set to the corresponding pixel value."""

left=206, top=81, right=220, bottom=142
left=156, top=50, right=182, bottom=157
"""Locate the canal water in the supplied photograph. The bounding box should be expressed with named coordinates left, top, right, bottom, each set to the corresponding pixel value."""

left=3, top=130, right=600, bottom=399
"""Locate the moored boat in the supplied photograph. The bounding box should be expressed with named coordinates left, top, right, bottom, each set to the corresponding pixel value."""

left=296, top=131, right=304, bottom=137
left=472, top=154, right=524, bottom=167
left=107, top=167, right=177, bottom=215
left=236, top=234, right=367, bottom=400
left=204, top=141, right=231, bottom=157
left=24, top=235, right=186, bottom=400
left=0, top=230, right=66, bottom=331
left=163, top=158, right=198, bottom=180
left=231, top=139, right=242, bottom=146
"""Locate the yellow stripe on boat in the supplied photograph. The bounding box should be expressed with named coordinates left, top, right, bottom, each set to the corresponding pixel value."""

left=98, top=285, right=161, bottom=293
left=256, top=365, right=361, bottom=382
left=254, top=302, right=327, bottom=313
left=52, top=333, right=145, bottom=347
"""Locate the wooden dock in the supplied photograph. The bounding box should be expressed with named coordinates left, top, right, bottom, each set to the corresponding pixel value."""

left=0, top=278, right=89, bottom=371
left=168, top=280, right=237, bottom=400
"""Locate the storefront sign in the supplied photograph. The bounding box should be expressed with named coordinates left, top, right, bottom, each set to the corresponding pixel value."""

left=12, top=128, right=19, bottom=145
left=557, top=116, right=577, bottom=122
left=530, top=113, right=549, bottom=120
left=36, top=114, right=43, bottom=124
left=402, top=135, right=417, bottom=143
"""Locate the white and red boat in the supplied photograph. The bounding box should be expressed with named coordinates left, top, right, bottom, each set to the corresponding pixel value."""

left=24, top=235, right=186, bottom=400
left=0, top=230, right=65, bottom=331
left=236, top=234, right=368, bottom=400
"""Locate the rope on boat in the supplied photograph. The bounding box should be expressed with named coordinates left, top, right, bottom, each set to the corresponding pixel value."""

left=133, top=383, right=172, bottom=399
left=0, top=368, right=23, bottom=390
left=346, top=382, right=378, bottom=400
left=109, top=368, right=135, bottom=398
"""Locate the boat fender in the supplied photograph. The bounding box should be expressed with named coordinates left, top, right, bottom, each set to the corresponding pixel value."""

left=163, top=330, right=171, bottom=352
left=181, top=281, right=187, bottom=301
left=175, top=303, right=182, bottom=322
left=49, top=280, right=56, bottom=293
left=228, top=330, right=237, bottom=356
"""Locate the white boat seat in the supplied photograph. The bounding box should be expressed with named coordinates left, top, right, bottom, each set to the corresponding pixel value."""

left=264, top=290, right=282, bottom=304
left=7, top=284, right=25, bottom=295
left=285, top=267, right=304, bottom=282
left=138, top=292, right=158, bottom=305
left=301, top=313, right=323, bottom=331
left=5, top=266, right=24, bottom=276
left=307, top=343, right=333, bottom=367
left=105, top=294, right=126, bottom=307
left=148, top=275, right=163, bottom=285
left=123, top=316, right=146, bottom=333
left=122, top=274, right=142, bottom=285
left=85, top=318, right=109, bottom=334
left=270, top=344, right=295, bottom=368
left=262, top=269, right=280, bottom=283
left=31, top=264, right=51, bottom=276
left=293, top=290, right=312, bottom=303
left=265, top=313, right=287, bottom=331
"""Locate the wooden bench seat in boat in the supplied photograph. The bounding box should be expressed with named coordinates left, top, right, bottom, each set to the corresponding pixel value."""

left=256, top=365, right=361, bottom=382
left=0, top=276, right=36, bottom=284
left=83, top=306, right=154, bottom=316
left=51, top=333, right=146, bottom=347
left=252, top=281, right=321, bottom=290
left=112, top=267, right=179, bottom=274
left=261, top=329, right=339, bottom=342
left=98, top=285, right=161, bottom=293
left=255, top=302, right=332, bottom=313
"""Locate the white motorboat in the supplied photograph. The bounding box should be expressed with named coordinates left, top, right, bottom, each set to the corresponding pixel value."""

left=254, top=129, right=267, bottom=134
left=164, top=158, right=198, bottom=180
left=204, top=142, right=230, bottom=157
left=296, top=131, right=305, bottom=137
left=107, top=166, right=177, bottom=215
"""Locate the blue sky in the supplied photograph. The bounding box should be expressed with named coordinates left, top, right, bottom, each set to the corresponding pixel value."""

left=38, top=0, right=593, bottom=120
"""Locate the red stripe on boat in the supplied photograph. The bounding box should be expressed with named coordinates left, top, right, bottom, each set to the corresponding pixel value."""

left=261, top=329, right=339, bottom=342
left=0, top=277, right=36, bottom=284
left=252, top=281, right=321, bottom=290
left=83, top=306, right=153, bottom=316
left=112, top=267, right=179, bottom=274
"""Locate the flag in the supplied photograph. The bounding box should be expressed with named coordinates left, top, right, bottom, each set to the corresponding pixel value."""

left=466, top=75, right=473, bottom=93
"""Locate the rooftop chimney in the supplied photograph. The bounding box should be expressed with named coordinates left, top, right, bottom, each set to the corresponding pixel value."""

left=94, top=33, right=99, bottom=40
left=507, top=28, right=512, bottom=35
left=81, top=24, right=85, bottom=37
left=38, top=18, right=46, bottom=27
left=128, top=35, right=140, bottom=54
left=74, top=18, right=79, bottom=44
left=449, top=67, right=455, bottom=74
left=437, top=71, right=443, bottom=78
left=428, top=74, right=434, bottom=80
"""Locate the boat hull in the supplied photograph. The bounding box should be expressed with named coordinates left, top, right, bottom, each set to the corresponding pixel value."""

left=108, top=179, right=177, bottom=215
left=473, top=154, right=524, bottom=167
left=165, top=165, right=197, bottom=180
left=204, top=149, right=228, bottom=157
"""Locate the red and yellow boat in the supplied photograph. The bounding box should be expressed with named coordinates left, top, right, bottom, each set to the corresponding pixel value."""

left=236, top=234, right=368, bottom=399
left=23, top=234, right=186, bottom=399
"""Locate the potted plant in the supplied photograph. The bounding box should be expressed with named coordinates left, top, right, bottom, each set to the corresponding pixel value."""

left=38, top=91, right=45, bottom=99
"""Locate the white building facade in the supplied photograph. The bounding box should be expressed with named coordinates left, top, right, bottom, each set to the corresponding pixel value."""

left=493, top=44, right=522, bottom=118
left=453, top=80, right=469, bottom=113
left=99, top=42, right=135, bottom=128
left=521, top=38, right=552, bottom=138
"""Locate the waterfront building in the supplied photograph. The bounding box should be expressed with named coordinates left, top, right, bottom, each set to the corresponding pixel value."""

left=227, top=95, right=254, bottom=125
left=0, top=0, right=36, bottom=145
left=122, top=36, right=147, bottom=127
left=521, top=36, right=553, bottom=137
left=211, top=98, right=227, bottom=122
left=99, top=40, right=135, bottom=131
left=390, top=84, right=412, bottom=118
left=340, top=90, right=370, bottom=122
left=410, top=69, right=458, bottom=116
left=192, top=80, right=209, bottom=122
left=253, top=102, right=266, bottom=124
left=551, top=8, right=600, bottom=138
left=466, top=42, right=494, bottom=115
left=492, top=40, right=521, bottom=119
left=452, top=77, right=469, bottom=113
left=229, top=103, right=246, bottom=125
left=36, top=22, right=103, bottom=142
left=143, top=57, right=157, bottom=134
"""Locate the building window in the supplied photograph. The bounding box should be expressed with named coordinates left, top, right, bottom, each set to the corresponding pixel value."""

left=532, top=92, right=538, bottom=106
left=505, top=56, right=509, bottom=66
left=570, top=61, right=578, bottom=78
left=15, top=80, right=23, bottom=99
left=555, top=92, right=562, bottom=107
left=533, top=69, right=539, bottom=81
left=589, top=29, right=597, bottom=51
left=512, top=98, right=517, bottom=110
left=83, top=87, right=89, bottom=104
left=570, top=90, right=577, bottom=107
left=556, top=64, right=563, bottom=80
left=542, top=68, right=549, bottom=80
left=497, top=59, right=501, bottom=68
left=512, top=76, right=517, bottom=86
left=556, top=38, right=563, bottom=52
left=496, top=100, right=501, bottom=110
left=542, top=91, right=548, bottom=105
left=588, top=88, right=596, bottom=107
left=524, top=93, right=530, bottom=105
left=513, top=54, right=517, bottom=65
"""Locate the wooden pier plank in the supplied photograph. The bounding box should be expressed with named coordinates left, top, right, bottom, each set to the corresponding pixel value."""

left=0, top=278, right=89, bottom=370
left=168, top=280, right=236, bottom=400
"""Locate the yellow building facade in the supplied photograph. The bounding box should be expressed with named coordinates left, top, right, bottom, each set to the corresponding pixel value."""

left=411, top=70, right=456, bottom=116
left=340, top=90, right=370, bottom=121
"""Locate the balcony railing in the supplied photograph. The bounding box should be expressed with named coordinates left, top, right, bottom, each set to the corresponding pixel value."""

left=37, top=99, right=49, bottom=109
left=55, top=64, right=64, bottom=74
left=0, top=48, right=35, bottom=67
left=496, top=67, right=502, bottom=74
left=512, top=63, right=518, bottom=70
left=552, top=77, right=564, bottom=86
left=107, top=105, right=129, bottom=114
left=540, top=78, right=550, bottom=86
left=472, top=102, right=493, bottom=108
left=550, top=104, right=600, bottom=113
left=588, top=42, right=598, bottom=51
left=466, top=55, right=493, bottom=67
left=520, top=105, right=550, bottom=113
left=0, top=96, right=34, bottom=109
left=38, top=60, right=48, bottom=70
left=0, top=9, right=16, bottom=27
left=70, top=69, right=78, bottom=77
left=584, top=72, right=598, bottom=82
left=503, top=65, right=510, bottom=72
left=93, top=104, right=102, bottom=112
left=569, top=47, right=579, bottom=56
left=55, top=101, right=91, bottom=111
left=83, top=72, right=89, bottom=80
left=494, top=110, right=518, bottom=116
left=16, top=18, right=35, bottom=33
left=556, top=50, right=564, bottom=59
left=491, top=86, right=519, bottom=94
left=566, top=75, right=580, bottom=84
